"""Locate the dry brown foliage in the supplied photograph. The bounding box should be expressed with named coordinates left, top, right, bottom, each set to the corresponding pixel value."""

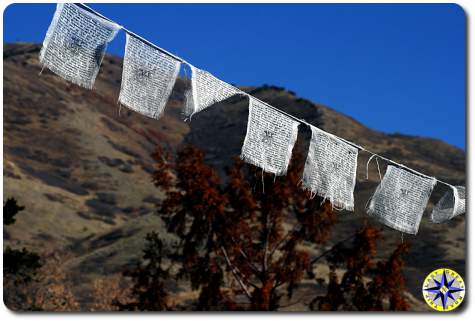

left=4, top=252, right=80, bottom=311
left=90, top=274, right=133, bottom=311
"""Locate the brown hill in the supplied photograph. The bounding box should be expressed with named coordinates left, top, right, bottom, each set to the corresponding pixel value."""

left=3, top=43, right=465, bottom=310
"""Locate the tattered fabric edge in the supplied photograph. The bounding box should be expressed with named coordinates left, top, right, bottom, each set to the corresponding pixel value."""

left=39, top=3, right=121, bottom=90
left=240, top=97, right=299, bottom=176
left=182, top=63, right=197, bottom=118
left=430, top=185, right=464, bottom=223
left=239, top=96, right=256, bottom=168
left=118, top=33, right=132, bottom=113
left=301, top=182, right=356, bottom=212
left=280, top=120, right=300, bottom=176
left=366, top=165, right=437, bottom=235
left=453, top=186, right=467, bottom=219
left=301, top=125, right=358, bottom=211
left=367, top=206, right=418, bottom=235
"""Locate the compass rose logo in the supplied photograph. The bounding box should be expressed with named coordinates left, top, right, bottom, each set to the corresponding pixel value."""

left=422, top=268, right=465, bottom=311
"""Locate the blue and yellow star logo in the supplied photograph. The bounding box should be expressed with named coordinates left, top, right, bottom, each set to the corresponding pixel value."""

left=422, top=268, right=465, bottom=311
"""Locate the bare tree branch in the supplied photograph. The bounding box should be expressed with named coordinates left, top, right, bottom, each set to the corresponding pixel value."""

left=229, top=237, right=261, bottom=274
left=220, top=246, right=252, bottom=300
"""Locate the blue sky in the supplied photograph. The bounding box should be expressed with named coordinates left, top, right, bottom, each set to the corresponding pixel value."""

left=3, top=3, right=466, bottom=148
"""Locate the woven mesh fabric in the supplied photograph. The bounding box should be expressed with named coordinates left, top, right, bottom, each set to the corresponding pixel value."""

left=302, top=126, right=358, bottom=211
left=367, top=165, right=436, bottom=234
left=39, top=3, right=120, bottom=89
left=185, top=64, right=241, bottom=116
left=431, top=186, right=466, bottom=223
left=240, top=98, right=299, bottom=176
left=119, top=34, right=181, bottom=119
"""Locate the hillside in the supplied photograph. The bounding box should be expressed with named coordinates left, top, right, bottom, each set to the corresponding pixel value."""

left=3, top=43, right=465, bottom=310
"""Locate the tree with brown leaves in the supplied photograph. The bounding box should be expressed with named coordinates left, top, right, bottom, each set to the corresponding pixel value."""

left=147, top=143, right=410, bottom=311
left=152, top=144, right=338, bottom=310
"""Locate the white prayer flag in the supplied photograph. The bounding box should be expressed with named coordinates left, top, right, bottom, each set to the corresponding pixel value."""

left=39, top=3, right=120, bottom=89
left=240, top=98, right=299, bottom=176
left=119, top=34, right=181, bottom=119
left=431, top=185, right=466, bottom=223
left=302, top=126, right=358, bottom=211
left=367, top=165, right=436, bottom=234
left=185, top=64, right=241, bottom=116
